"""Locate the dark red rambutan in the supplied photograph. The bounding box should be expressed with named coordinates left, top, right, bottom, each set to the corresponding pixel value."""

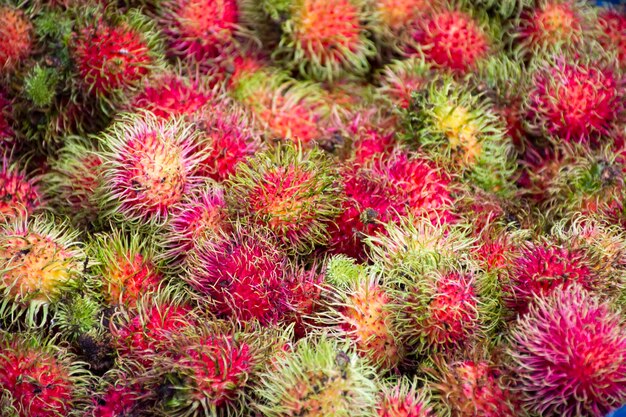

left=71, top=12, right=160, bottom=100
left=598, top=9, right=626, bottom=69
left=410, top=10, right=489, bottom=75
left=509, top=284, right=626, bottom=417
left=0, top=92, right=16, bottom=149
left=186, top=225, right=292, bottom=325
left=527, top=60, right=624, bottom=143
left=506, top=241, right=601, bottom=315
left=430, top=358, right=517, bottom=417
left=160, top=0, right=239, bottom=62
left=377, top=379, right=433, bottom=417
left=193, top=103, right=262, bottom=181
left=130, top=73, right=212, bottom=119
left=0, top=6, right=32, bottom=72
left=0, top=335, right=88, bottom=417
left=0, top=159, right=41, bottom=218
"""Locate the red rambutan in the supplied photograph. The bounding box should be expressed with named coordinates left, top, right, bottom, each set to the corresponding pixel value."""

left=598, top=9, right=626, bottom=69
left=509, top=284, right=626, bottom=417
left=373, top=0, right=436, bottom=39
left=0, top=6, right=32, bottom=72
left=160, top=0, right=239, bottom=62
left=91, top=383, right=140, bottom=417
left=0, top=159, right=41, bottom=218
left=526, top=60, right=624, bottom=143
left=377, top=379, right=433, bottom=417
left=410, top=10, right=490, bottom=75
left=351, top=127, right=395, bottom=165
left=98, top=112, right=203, bottom=226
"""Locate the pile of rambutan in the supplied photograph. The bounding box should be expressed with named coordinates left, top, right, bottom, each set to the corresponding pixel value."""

left=2, top=0, right=626, bottom=416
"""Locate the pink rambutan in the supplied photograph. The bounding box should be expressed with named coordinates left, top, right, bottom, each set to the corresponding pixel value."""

left=227, top=143, right=342, bottom=254
left=430, top=358, right=517, bottom=417
left=193, top=103, right=262, bottom=181
left=526, top=60, right=624, bottom=143
left=162, top=182, right=231, bottom=266
left=71, top=11, right=161, bottom=101
left=0, top=159, right=41, bottom=218
left=130, top=73, right=212, bottom=119
left=0, top=334, right=89, bottom=417
left=0, top=6, right=32, bottom=72
left=98, top=112, right=203, bottom=226
left=377, top=379, right=433, bottom=417
left=186, top=225, right=292, bottom=325
left=506, top=241, right=601, bottom=315
left=598, top=9, right=626, bottom=69
left=410, top=10, right=489, bottom=75
left=159, top=0, right=239, bottom=62
left=351, top=127, right=395, bottom=165
left=509, top=284, right=626, bottom=417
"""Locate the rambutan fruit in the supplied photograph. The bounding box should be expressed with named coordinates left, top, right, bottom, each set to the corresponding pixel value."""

left=273, top=0, right=376, bottom=81
left=98, top=112, right=203, bottom=226
left=186, top=225, right=299, bottom=326
left=0, top=6, right=33, bottom=73
left=516, top=0, right=593, bottom=57
left=0, top=333, right=90, bottom=417
left=90, top=380, right=141, bottom=417
left=42, top=138, right=102, bottom=226
left=462, top=0, right=532, bottom=19
left=319, top=266, right=403, bottom=371
left=505, top=239, right=602, bottom=316
left=0, top=214, right=84, bottom=327
left=71, top=9, right=164, bottom=109
left=377, top=58, right=432, bottom=110
left=0, top=158, right=42, bottom=218
left=350, top=126, right=396, bottom=165
left=377, top=378, right=433, bottom=417
left=508, top=284, right=626, bottom=417
left=109, top=287, right=196, bottom=366
left=227, top=143, right=342, bottom=254
left=54, top=293, right=104, bottom=342
left=130, top=73, right=212, bottom=120
left=403, top=76, right=516, bottom=195
left=525, top=59, right=624, bottom=144
left=408, top=9, right=491, bottom=75
left=371, top=0, right=437, bottom=48
left=192, top=102, right=262, bottom=181
left=88, top=227, right=163, bottom=306
left=161, top=181, right=231, bottom=267
left=598, top=9, right=626, bottom=70
left=159, top=0, right=240, bottom=63
left=429, top=356, right=517, bottom=417
left=391, top=267, right=482, bottom=355
left=325, top=255, right=363, bottom=287
left=0, top=91, right=16, bottom=149
left=254, top=334, right=378, bottom=416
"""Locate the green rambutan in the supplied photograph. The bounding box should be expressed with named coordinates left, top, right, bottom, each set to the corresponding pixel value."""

left=273, top=0, right=376, bottom=81
left=54, top=293, right=104, bottom=342
left=97, top=112, right=203, bottom=227
left=227, top=143, right=342, bottom=254
left=403, top=76, right=516, bottom=195
left=377, top=378, right=433, bottom=417
left=508, top=284, right=626, bottom=417
left=88, top=227, right=163, bottom=306
left=0, top=6, right=33, bottom=73
left=0, top=333, right=91, bottom=417
left=0, top=214, right=84, bottom=327
left=254, top=334, right=378, bottom=416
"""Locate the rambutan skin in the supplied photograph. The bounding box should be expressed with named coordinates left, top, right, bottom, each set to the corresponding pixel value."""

left=508, top=284, right=626, bottom=417
left=598, top=9, right=626, bottom=69
left=91, top=384, right=139, bottom=417
left=526, top=61, right=624, bottom=143
left=377, top=379, right=433, bottom=417
left=0, top=6, right=32, bottom=72
left=0, top=160, right=42, bottom=218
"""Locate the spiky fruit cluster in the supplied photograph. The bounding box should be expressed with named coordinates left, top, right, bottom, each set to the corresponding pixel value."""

left=227, top=143, right=341, bottom=254
left=0, top=334, right=88, bottom=417
left=71, top=10, right=162, bottom=103
left=377, top=379, right=433, bottom=417
left=506, top=240, right=602, bottom=315
left=430, top=358, right=517, bottom=417
left=409, top=9, right=490, bottom=75
left=0, top=159, right=41, bottom=218
left=509, top=284, right=626, bottom=417
left=131, top=73, right=212, bottom=119
left=598, top=9, right=626, bottom=69
left=377, top=58, right=431, bottom=110
left=274, top=0, right=376, bottom=81
left=0, top=6, right=32, bottom=72
left=321, top=268, right=402, bottom=370
left=98, top=112, right=202, bottom=226
left=254, top=335, right=378, bottom=416
left=526, top=60, right=624, bottom=143
left=160, top=0, right=239, bottom=62
left=404, top=76, right=515, bottom=195
left=0, top=215, right=83, bottom=326
left=393, top=268, right=481, bottom=355
left=89, top=228, right=162, bottom=306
